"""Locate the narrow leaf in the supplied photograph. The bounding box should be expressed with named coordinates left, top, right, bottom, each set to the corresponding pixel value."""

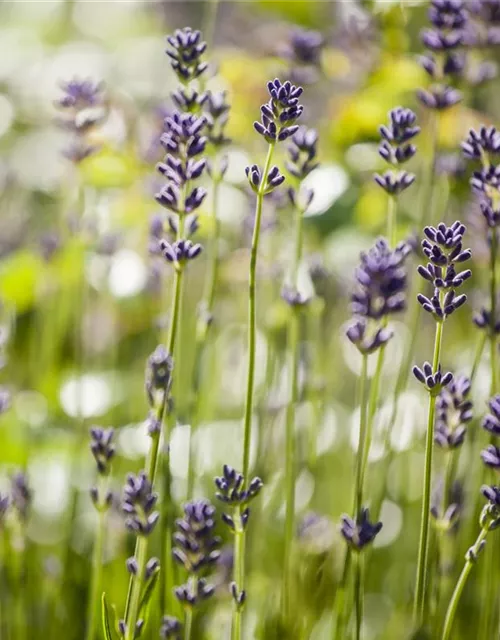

left=138, top=566, right=161, bottom=622
left=101, top=593, right=119, bottom=640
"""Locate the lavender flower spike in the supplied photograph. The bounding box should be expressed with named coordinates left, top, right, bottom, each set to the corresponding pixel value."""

left=122, top=472, right=159, bottom=536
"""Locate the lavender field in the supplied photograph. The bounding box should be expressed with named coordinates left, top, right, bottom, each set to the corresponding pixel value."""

left=0, top=0, right=499, bottom=638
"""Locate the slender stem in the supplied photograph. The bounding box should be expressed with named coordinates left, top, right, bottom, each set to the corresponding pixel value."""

left=354, top=355, right=369, bottom=517
left=281, top=187, right=306, bottom=621
left=203, top=0, right=220, bottom=49
left=478, top=229, right=499, bottom=638
left=435, top=451, right=454, bottom=613
left=333, top=549, right=352, bottom=640
left=441, top=526, right=489, bottom=640
left=184, top=610, right=193, bottom=640
left=282, top=309, right=300, bottom=622
left=470, top=331, right=487, bottom=384
left=125, top=394, right=167, bottom=631
left=386, top=196, right=397, bottom=248
left=490, top=228, right=498, bottom=396
left=232, top=505, right=245, bottom=640
left=354, top=552, right=364, bottom=640
left=125, top=535, right=148, bottom=640
left=361, top=197, right=397, bottom=505
left=334, top=351, right=369, bottom=640
left=159, top=267, right=185, bottom=617
left=242, top=142, right=275, bottom=482
left=186, top=177, right=221, bottom=500
left=413, top=318, right=444, bottom=627
left=85, top=508, right=105, bottom=640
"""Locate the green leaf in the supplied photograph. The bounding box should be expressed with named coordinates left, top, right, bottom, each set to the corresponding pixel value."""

left=138, top=566, right=160, bottom=623
left=101, top=593, right=120, bottom=640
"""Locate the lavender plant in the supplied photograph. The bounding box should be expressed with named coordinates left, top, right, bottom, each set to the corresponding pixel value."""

left=280, top=124, right=318, bottom=623
left=86, top=427, right=115, bottom=640
left=9, top=6, right=500, bottom=640
left=215, top=465, right=262, bottom=640
left=441, top=485, right=500, bottom=639
left=172, top=500, right=220, bottom=639
left=413, top=221, right=472, bottom=627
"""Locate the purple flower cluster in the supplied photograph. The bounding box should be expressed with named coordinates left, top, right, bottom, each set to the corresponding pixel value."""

left=481, top=396, right=500, bottom=473
left=418, top=0, right=468, bottom=110
left=435, top=375, right=473, bottom=448
left=215, top=465, right=263, bottom=531
left=375, top=107, right=420, bottom=196
left=122, top=472, right=159, bottom=536
left=340, top=508, right=382, bottom=551
left=346, top=238, right=410, bottom=354
left=173, top=500, right=221, bottom=607
left=253, top=79, right=304, bottom=144
left=155, top=29, right=209, bottom=267
left=279, top=28, right=324, bottom=83
left=55, top=78, right=106, bottom=163
left=416, top=222, right=472, bottom=320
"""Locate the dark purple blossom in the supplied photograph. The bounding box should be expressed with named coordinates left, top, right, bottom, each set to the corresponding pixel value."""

left=462, top=126, right=500, bottom=160
left=483, top=394, right=500, bottom=436
left=253, top=78, right=304, bottom=143
left=413, top=362, right=454, bottom=394
left=417, top=86, right=462, bottom=110
left=89, top=426, right=115, bottom=475
left=166, top=27, right=208, bottom=82
left=481, top=444, right=500, bottom=469
left=473, top=306, right=500, bottom=332
left=418, top=0, right=468, bottom=110
left=204, top=91, right=231, bottom=148
left=122, top=472, right=159, bottom=536
left=173, top=500, right=220, bottom=608
left=283, top=28, right=324, bottom=66
left=55, top=78, right=106, bottom=163
left=417, top=222, right=471, bottom=320
left=340, top=507, right=382, bottom=551
left=351, top=239, right=409, bottom=321
left=159, top=238, right=203, bottom=263
left=173, top=500, right=220, bottom=574
left=435, top=375, right=473, bottom=448
left=286, top=126, right=319, bottom=180
left=215, top=465, right=262, bottom=532
left=160, top=616, right=182, bottom=639
left=245, top=164, right=285, bottom=193
left=374, top=171, right=415, bottom=195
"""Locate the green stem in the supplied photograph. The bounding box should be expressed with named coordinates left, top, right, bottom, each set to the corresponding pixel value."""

left=125, top=535, right=148, bottom=640
left=282, top=309, right=300, bottom=622
left=333, top=548, right=352, bottom=640
left=361, top=197, right=397, bottom=506
left=441, top=526, right=489, bottom=640
left=232, top=505, right=245, bottom=640
left=470, top=332, right=487, bottom=384
left=203, top=0, right=220, bottom=49
left=85, top=508, right=105, bottom=640
left=354, top=355, right=369, bottom=517
left=184, top=610, right=193, bottom=640
left=490, top=228, right=498, bottom=397
left=186, top=177, right=221, bottom=500
left=386, top=196, right=397, bottom=248
left=413, top=318, right=444, bottom=627
left=479, top=229, right=499, bottom=638
left=242, top=142, right=275, bottom=482
left=354, top=552, right=364, bottom=640
left=159, top=266, right=185, bottom=618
